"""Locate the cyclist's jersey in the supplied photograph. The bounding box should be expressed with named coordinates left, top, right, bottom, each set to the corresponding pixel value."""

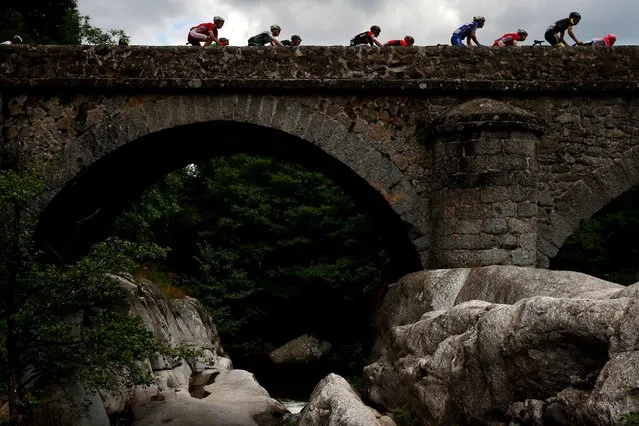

left=191, top=22, right=217, bottom=36
left=590, top=36, right=614, bottom=46
left=351, top=31, right=375, bottom=46
left=385, top=39, right=408, bottom=46
left=492, top=33, right=520, bottom=46
left=546, top=18, right=575, bottom=35
left=453, top=21, right=479, bottom=39
left=248, top=31, right=273, bottom=46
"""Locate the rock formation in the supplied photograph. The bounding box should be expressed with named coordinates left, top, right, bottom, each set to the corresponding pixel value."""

left=299, top=373, right=395, bottom=426
left=364, top=265, right=639, bottom=425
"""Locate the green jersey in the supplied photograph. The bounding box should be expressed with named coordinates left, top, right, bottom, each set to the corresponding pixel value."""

left=248, top=31, right=273, bottom=46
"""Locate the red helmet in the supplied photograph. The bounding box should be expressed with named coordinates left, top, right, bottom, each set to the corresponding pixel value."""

left=607, top=34, right=617, bottom=42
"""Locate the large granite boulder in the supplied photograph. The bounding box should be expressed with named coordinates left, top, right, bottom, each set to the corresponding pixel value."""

left=270, top=334, right=332, bottom=364
left=133, top=369, right=289, bottom=426
left=299, top=373, right=395, bottom=426
left=365, top=266, right=639, bottom=425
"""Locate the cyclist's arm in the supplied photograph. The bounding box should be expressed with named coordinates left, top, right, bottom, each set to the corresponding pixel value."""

left=371, top=36, right=382, bottom=47
left=567, top=27, right=582, bottom=45
left=270, top=35, right=282, bottom=46
left=470, top=31, right=481, bottom=46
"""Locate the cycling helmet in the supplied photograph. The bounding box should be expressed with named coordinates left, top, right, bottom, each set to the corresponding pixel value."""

left=291, top=35, right=302, bottom=41
left=473, top=16, right=485, bottom=22
left=404, top=35, right=415, bottom=45
left=219, top=37, right=229, bottom=43
left=13, top=35, right=23, bottom=43
left=607, top=33, right=616, bottom=42
left=569, top=12, right=581, bottom=20
left=371, top=25, right=381, bottom=35
left=213, top=16, right=225, bottom=22
left=517, top=29, right=528, bottom=37
left=271, top=24, right=281, bottom=31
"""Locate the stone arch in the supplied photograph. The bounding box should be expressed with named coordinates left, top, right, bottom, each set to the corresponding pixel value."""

left=537, top=144, right=639, bottom=267
left=35, top=94, right=428, bottom=272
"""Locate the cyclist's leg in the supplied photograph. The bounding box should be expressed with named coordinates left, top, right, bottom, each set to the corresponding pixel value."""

left=544, top=31, right=558, bottom=46
left=451, top=35, right=463, bottom=46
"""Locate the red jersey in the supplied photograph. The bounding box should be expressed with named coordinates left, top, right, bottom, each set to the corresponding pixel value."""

left=385, top=39, right=408, bottom=46
left=492, top=33, right=520, bottom=46
left=190, top=22, right=217, bottom=36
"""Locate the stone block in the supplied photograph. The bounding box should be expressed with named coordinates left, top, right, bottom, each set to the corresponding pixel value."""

left=480, top=187, right=510, bottom=203
left=490, top=201, right=516, bottom=217
left=508, top=218, right=536, bottom=234
left=517, top=201, right=537, bottom=217
left=483, top=218, right=508, bottom=234
left=511, top=247, right=536, bottom=266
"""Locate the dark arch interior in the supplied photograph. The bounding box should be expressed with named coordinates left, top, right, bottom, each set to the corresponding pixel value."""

left=35, top=120, right=422, bottom=281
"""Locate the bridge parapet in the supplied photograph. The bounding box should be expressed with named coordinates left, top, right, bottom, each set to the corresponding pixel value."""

left=1, top=45, right=638, bottom=93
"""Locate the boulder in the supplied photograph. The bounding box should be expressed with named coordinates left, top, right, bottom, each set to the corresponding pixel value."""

left=375, top=266, right=624, bottom=340
left=299, top=373, right=395, bottom=426
left=269, top=334, right=332, bottom=364
left=366, top=266, right=639, bottom=425
left=132, top=369, right=289, bottom=426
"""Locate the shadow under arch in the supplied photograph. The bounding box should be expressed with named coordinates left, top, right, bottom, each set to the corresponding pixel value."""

left=538, top=144, right=639, bottom=268
left=35, top=120, right=423, bottom=280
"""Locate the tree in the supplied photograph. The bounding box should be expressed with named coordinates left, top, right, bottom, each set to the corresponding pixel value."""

left=112, top=155, right=389, bottom=363
left=79, top=15, right=128, bottom=45
left=0, top=3, right=81, bottom=44
left=0, top=4, right=129, bottom=45
left=0, top=168, right=165, bottom=425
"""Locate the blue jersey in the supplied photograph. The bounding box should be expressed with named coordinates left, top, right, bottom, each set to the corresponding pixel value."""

left=453, top=21, right=479, bottom=39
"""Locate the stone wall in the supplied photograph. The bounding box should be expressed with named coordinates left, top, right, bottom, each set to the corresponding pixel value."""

left=1, top=46, right=639, bottom=269
left=1, top=45, right=639, bottom=91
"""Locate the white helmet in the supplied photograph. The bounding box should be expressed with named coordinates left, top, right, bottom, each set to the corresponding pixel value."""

left=213, top=16, right=225, bottom=22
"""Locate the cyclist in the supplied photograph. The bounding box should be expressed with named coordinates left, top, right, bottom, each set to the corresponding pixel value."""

left=350, top=26, right=383, bottom=47
left=281, top=35, right=302, bottom=46
left=385, top=35, right=415, bottom=46
left=451, top=16, right=485, bottom=46
left=188, top=16, right=225, bottom=47
left=586, top=33, right=616, bottom=46
left=248, top=25, right=283, bottom=46
left=1, top=35, right=23, bottom=45
left=492, top=29, right=528, bottom=46
left=544, top=12, right=583, bottom=46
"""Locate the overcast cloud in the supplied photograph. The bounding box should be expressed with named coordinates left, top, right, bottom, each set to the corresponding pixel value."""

left=78, top=0, right=638, bottom=47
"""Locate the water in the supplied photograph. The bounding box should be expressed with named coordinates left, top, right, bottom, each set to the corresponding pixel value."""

left=279, top=398, right=307, bottom=414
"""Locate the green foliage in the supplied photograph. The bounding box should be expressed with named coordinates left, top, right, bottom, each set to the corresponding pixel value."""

left=112, top=154, right=389, bottom=362
left=620, top=388, right=639, bottom=425
left=0, top=168, right=166, bottom=423
left=389, top=405, right=419, bottom=426
left=621, top=413, right=639, bottom=425
left=0, top=5, right=129, bottom=45
left=0, top=3, right=81, bottom=44
left=79, top=15, right=128, bottom=45
left=552, top=186, right=639, bottom=285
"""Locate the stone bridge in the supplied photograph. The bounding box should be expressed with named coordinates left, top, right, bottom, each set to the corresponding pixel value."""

left=1, top=45, right=638, bottom=275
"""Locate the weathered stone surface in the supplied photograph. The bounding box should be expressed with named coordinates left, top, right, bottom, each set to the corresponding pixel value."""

left=133, top=370, right=288, bottom=426
left=299, top=373, right=396, bottom=426
left=375, top=265, right=624, bottom=338
left=111, top=275, right=230, bottom=372
left=366, top=267, right=639, bottom=425
left=2, top=46, right=638, bottom=92
left=269, top=334, right=333, bottom=364
left=4, top=46, right=639, bottom=271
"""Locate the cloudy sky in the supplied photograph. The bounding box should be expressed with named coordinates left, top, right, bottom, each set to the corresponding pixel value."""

left=77, top=0, right=637, bottom=47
